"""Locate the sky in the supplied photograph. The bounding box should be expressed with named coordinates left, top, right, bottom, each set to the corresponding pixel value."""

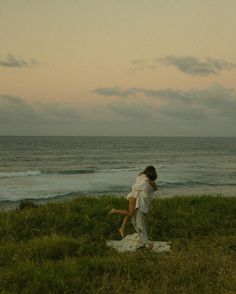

left=0, top=0, right=236, bottom=136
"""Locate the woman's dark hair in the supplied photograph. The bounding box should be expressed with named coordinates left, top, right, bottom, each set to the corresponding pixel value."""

left=140, top=166, right=157, bottom=181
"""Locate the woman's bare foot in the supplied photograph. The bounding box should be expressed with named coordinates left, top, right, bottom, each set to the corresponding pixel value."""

left=108, top=208, right=115, bottom=216
left=118, top=227, right=125, bottom=239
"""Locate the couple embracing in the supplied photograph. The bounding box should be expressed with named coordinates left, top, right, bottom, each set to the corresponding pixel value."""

left=109, top=166, right=158, bottom=247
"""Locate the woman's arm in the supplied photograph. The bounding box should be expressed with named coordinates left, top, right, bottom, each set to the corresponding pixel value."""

left=149, top=180, right=158, bottom=191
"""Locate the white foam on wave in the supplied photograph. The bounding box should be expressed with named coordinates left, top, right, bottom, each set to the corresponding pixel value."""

left=0, top=171, right=42, bottom=178
left=1, top=167, right=235, bottom=206
left=0, top=167, right=141, bottom=179
left=0, top=169, right=134, bottom=202
left=99, top=167, right=141, bottom=173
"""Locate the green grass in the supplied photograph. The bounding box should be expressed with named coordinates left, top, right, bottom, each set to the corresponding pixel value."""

left=0, top=195, right=235, bottom=293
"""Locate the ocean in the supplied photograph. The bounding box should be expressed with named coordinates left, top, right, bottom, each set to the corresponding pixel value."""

left=0, top=136, right=235, bottom=207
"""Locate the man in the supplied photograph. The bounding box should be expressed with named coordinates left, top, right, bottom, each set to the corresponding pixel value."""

left=131, top=166, right=157, bottom=247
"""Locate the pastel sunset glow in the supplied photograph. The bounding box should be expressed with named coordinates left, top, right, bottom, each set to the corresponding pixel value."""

left=1, top=0, right=236, bottom=136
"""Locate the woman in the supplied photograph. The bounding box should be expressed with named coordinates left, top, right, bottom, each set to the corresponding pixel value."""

left=109, top=166, right=157, bottom=239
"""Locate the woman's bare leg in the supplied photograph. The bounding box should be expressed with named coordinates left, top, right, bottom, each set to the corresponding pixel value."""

left=119, top=197, right=136, bottom=238
left=118, top=216, right=129, bottom=238
left=108, top=208, right=129, bottom=216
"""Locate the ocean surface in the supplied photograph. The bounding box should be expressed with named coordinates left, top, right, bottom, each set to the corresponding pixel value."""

left=0, top=136, right=235, bottom=207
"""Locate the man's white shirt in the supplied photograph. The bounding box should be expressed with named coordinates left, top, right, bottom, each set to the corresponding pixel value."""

left=130, top=174, right=155, bottom=214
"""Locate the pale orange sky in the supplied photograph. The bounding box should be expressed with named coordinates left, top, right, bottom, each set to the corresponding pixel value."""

left=0, top=0, right=236, bottom=135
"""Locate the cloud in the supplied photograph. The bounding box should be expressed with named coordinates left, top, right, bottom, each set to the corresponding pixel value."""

left=0, top=95, right=80, bottom=124
left=158, top=55, right=236, bottom=76
left=130, top=59, right=157, bottom=72
left=95, top=86, right=189, bottom=100
left=109, top=99, right=152, bottom=119
left=0, top=95, right=35, bottom=123
left=130, top=56, right=236, bottom=76
left=94, top=87, right=138, bottom=97
left=158, top=102, right=207, bottom=121
left=153, top=83, right=236, bottom=119
left=37, top=102, right=80, bottom=120
left=95, top=87, right=154, bottom=119
left=1, top=84, right=235, bottom=136
left=0, top=54, right=39, bottom=68
left=95, top=84, right=236, bottom=121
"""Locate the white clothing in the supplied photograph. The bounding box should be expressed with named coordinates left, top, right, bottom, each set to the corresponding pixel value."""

left=106, top=234, right=171, bottom=253
left=127, top=174, right=155, bottom=214
left=131, top=209, right=150, bottom=245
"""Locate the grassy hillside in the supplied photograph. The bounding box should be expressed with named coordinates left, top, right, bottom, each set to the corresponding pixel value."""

left=0, top=196, right=235, bottom=293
